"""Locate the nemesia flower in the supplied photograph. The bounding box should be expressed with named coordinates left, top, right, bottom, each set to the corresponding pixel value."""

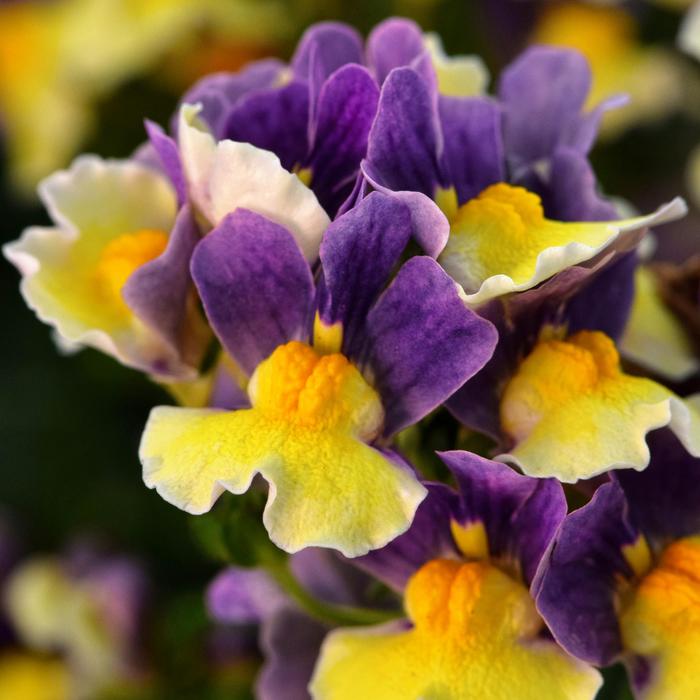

left=1, top=546, right=148, bottom=697
left=3, top=156, right=209, bottom=379
left=0, top=0, right=293, bottom=193
left=535, top=429, right=700, bottom=698
left=449, top=256, right=700, bottom=481
left=310, top=453, right=602, bottom=699
left=139, top=194, right=497, bottom=556
left=363, top=45, right=684, bottom=304
left=208, top=548, right=377, bottom=699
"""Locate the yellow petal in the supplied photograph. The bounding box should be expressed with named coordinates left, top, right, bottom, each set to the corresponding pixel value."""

left=141, top=342, right=426, bottom=556
left=621, top=266, right=699, bottom=381
left=498, top=331, right=700, bottom=481
left=621, top=536, right=700, bottom=700
left=0, top=653, right=70, bottom=700
left=310, top=559, right=601, bottom=700
left=439, top=183, right=685, bottom=305
left=424, top=33, right=489, bottom=97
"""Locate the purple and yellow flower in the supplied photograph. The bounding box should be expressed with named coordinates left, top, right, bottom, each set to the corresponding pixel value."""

left=0, top=545, right=148, bottom=698
left=363, top=45, right=684, bottom=304
left=3, top=155, right=209, bottom=379
left=535, top=428, right=700, bottom=698
left=139, top=194, right=497, bottom=556
left=310, top=452, right=601, bottom=699
left=449, top=257, right=700, bottom=482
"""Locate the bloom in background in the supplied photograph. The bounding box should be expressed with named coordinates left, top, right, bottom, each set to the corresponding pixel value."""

left=363, top=44, right=683, bottom=305
left=535, top=429, right=700, bottom=698
left=3, top=156, right=210, bottom=379
left=140, top=194, right=497, bottom=556
left=529, top=1, right=685, bottom=138
left=449, top=251, right=700, bottom=482
left=0, top=543, right=148, bottom=698
left=311, top=452, right=601, bottom=699
left=0, top=0, right=294, bottom=194
left=620, top=262, right=700, bottom=381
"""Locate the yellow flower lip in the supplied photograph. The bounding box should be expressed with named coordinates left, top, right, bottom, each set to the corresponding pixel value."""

left=93, top=228, right=168, bottom=309
left=497, top=330, right=700, bottom=481
left=438, top=182, right=685, bottom=306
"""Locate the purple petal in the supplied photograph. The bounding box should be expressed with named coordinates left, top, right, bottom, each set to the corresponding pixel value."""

left=440, top=451, right=566, bottom=585
left=438, top=95, right=505, bottom=204
left=123, top=205, right=202, bottom=362
left=615, top=428, right=700, bottom=545
left=306, top=65, right=379, bottom=216
left=176, top=59, right=285, bottom=137
left=499, top=46, right=594, bottom=172
left=317, top=193, right=412, bottom=357
left=537, top=148, right=617, bottom=222
left=257, top=607, right=327, bottom=700
left=191, top=209, right=314, bottom=375
left=366, top=67, right=443, bottom=197
left=355, top=483, right=459, bottom=592
left=534, top=482, right=639, bottom=666
left=366, top=17, right=426, bottom=84
left=144, top=120, right=186, bottom=207
left=566, top=250, right=638, bottom=341
left=291, top=22, right=364, bottom=119
left=361, top=163, right=449, bottom=257
left=290, top=549, right=369, bottom=606
left=224, top=80, right=310, bottom=172
left=206, top=567, right=288, bottom=624
left=364, top=256, right=498, bottom=437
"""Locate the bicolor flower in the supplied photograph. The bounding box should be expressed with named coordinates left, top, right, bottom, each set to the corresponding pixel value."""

left=310, top=452, right=602, bottom=699
left=208, top=548, right=378, bottom=700
left=535, top=428, right=700, bottom=699
left=3, top=156, right=209, bottom=379
left=139, top=194, right=497, bottom=556
left=363, top=46, right=684, bottom=304
left=449, top=255, right=700, bottom=482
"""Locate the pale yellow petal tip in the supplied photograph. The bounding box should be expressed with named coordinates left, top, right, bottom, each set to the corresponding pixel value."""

left=679, top=1, right=700, bottom=60
left=497, top=331, right=700, bottom=482
left=424, top=32, right=489, bottom=97
left=620, top=267, right=699, bottom=381
left=178, top=103, right=329, bottom=262
left=140, top=342, right=428, bottom=557
left=441, top=184, right=686, bottom=306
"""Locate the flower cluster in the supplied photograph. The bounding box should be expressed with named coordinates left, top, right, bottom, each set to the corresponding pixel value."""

left=5, top=17, right=700, bottom=700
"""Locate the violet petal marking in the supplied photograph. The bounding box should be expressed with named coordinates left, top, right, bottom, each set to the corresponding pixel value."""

left=191, top=209, right=314, bottom=375
left=365, top=256, right=498, bottom=437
